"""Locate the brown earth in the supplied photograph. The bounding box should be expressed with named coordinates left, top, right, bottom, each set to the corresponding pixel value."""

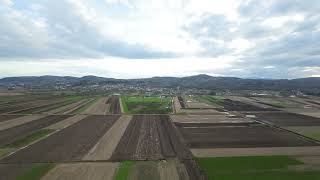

left=173, top=97, right=182, bottom=113
left=129, top=161, right=160, bottom=180
left=0, top=114, right=46, bottom=131
left=45, top=115, right=88, bottom=130
left=46, top=99, right=88, bottom=114
left=0, top=115, right=23, bottom=123
left=7, top=98, right=72, bottom=114
left=158, top=159, right=188, bottom=180
left=42, top=162, right=119, bottom=180
left=110, top=115, right=205, bottom=180
left=191, top=146, right=320, bottom=157
left=221, top=99, right=277, bottom=111
left=108, top=96, right=121, bottom=114
left=247, top=111, right=320, bottom=126
left=178, top=96, right=186, bottom=108
left=110, top=115, right=176, bottom=161
left=63, top=99, right=94, bottom=114
left=0, top=163, right=32, bottom=180
left=171, top=115, right=253, bottom=123
left=1, top=115, right=120, bottom=163
left=177, top=123, right=318, bottom=148
left=0, top=115, right=70, bottom=147
left=83, top=115, right=132, bottom=160
left=224, top=96, right=274, bottom=109
left=82, top=97, right=109, bottom=115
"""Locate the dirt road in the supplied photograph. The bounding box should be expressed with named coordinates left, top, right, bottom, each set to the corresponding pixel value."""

left=42, top=162, right=119, bottom=180
left=83, top=97, right=109, bottom=115
left=83, top=115, right=132, bottom=160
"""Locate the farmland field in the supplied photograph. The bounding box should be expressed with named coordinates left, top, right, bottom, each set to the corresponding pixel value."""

left=1, top=115, right=119, bottom=163
left=121, top=96, right=172, bottom=114
left=248, top=111, right=320, bottom=126
left=200, top=96, right=276, bottom=111
left=1, top=93, right=320, bottom=180
left=110, top=115, right=177, bottom=160
left=176, top=122, right=317, bottom=148
left=196, top=156, right=320, bottom=180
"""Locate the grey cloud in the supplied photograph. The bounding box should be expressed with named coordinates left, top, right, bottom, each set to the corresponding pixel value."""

left=183, top=0, right=320, bottom=78
left=238, top=0, right=320, bottom=17
left=183, top=14, right=235, bottom=57
left=0, top=0, right=175, bottom=59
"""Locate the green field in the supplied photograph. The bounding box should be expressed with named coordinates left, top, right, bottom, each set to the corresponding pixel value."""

left=121, top=96, right=172, bottom=114
left=199, top=96, right=224, bottom=105
left=114, top=161, right=134, bottom=180
left=16, top=164, right=55, bottom=180
left=196, top=156, right=320, bottom=180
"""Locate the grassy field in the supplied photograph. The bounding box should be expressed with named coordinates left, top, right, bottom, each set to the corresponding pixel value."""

left=16, top=164, right=55, bottom=180
left=114, top=161, right=134, bottom=180
left=196, top=156, right=320, bottom=180
left=121, top=96, right=172, bottom=114
left=199, top=96, right=224, bottom=105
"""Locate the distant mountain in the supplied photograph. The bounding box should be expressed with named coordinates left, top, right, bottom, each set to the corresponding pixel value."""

left=0, top=74, right=320, bottom=92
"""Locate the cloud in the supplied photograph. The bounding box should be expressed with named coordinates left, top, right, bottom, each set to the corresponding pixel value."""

left=0, top=0, right=319, bottom=79
left=0, top=0, right=175, bottom=59
left=0, top=0, right=13, bottom=6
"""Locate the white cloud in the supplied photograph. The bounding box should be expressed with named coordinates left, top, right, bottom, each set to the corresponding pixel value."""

left=261, top=14, right=304, bottom=28
left=0, top=56, right=236, bottom=78
left=1, top=0, right=13, bottom=6
left=0, top=0, right=319, bottom=79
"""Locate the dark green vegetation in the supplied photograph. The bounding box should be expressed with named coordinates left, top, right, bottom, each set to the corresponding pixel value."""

left=121, top=96, right=172, bottom=114
left=199, top=96, right=224, bottom=105
left=196, top=156, right=320, bottom=180
left=16, top=164, right=55, bottom=180
left=6, top=129, right=55, bottom=149
left=114, top=161, right=134, bottom=180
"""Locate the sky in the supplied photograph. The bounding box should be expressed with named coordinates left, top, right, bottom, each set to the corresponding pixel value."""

left=0, top=0, right=319, bottom=79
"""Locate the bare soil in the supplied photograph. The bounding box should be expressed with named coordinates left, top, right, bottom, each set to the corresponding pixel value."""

left=0, top=115, right=23, bottom=123
left=0, top=115, right=46, bottom=131
left=158, top=159, right=184, bottom=180
left=110, top=115, right=176, bottom=160
left=0, top=115, right=70, bottom=147
left=0, top=163, right=32, bottom=180
left=42, top=162, right=119, bottom=180
left=1, top=115, right=120, bottom=163
left=247, top=111, right=320, bottom=126
left=178, top=96, right=186, bottom=108
left=179, top=108, right=224, bottom=115
left=83, top=97, right=109, bottom=115
left=129, top=161, right=160, bottom=180
left=191, top=146, right=320, bottom=157
left=177, top=123, right=318, bottom=148
left=45, top=115, right=88, bottom=130
left=108, top=96, right=121, bottom=114
left=83, top=115, right=132, bottom=160
left=171, top=115, right=253, bottom=123
left=221, top=99, right=277, bottom=111
left=47, top=99, right=88, bottom=114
